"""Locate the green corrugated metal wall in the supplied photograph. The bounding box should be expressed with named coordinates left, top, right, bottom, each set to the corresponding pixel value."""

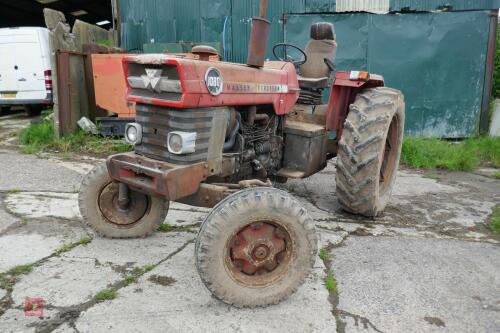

left=118, top=0, right=497, bottom=137
left=119, top=0, right=231, bottom=52
left=119, top=0, right=500, bottom=52
left=285, top=11, right=491, bottom=137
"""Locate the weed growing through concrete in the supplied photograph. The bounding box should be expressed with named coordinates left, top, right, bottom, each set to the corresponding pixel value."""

left=54, top=243, right=74, bottom=255
left=490, top=207, right=500, bottom=235
left=158, top=224, right=173, bottom=232
left=0, top=264, right=34, bottom=290
left=8, top=188, right=20, bottom=194
left=79, top=237, right=93, bottom=245
left=124, top=264, right=156, bottom=285
left=325, top=272, right=337, bottom=293
left=402, top=137, right=500, bottom=171
left=143, top=265, right=155, bottom=273
left=19, top=116, right=132, bottom=157
left=54, top=237, right=93, bottom=255
left=158, top=223, right=196, bottom=233
left=95, top=289, right=117, bottom=302
left=8, top=264, right=33, bottom=275
left=319, top=247, right=331, bottom=261
left=125, top=276, right=138, bottom=285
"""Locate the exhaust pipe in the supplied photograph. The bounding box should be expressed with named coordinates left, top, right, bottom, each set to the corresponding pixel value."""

left=247, top=0, right=270, bottom=68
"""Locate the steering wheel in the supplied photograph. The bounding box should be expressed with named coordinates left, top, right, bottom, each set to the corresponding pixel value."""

left=272, top=43, right=307, bottom=66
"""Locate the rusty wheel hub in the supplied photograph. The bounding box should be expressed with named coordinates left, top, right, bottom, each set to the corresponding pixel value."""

left=98, top=183, right=149, bottom=226
left=229, top=222, right=289, bottom=277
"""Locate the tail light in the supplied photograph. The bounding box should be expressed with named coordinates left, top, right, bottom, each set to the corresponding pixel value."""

left=349, top=71, right=370, bottom=81
left=44, top=70, right=53, bottom=92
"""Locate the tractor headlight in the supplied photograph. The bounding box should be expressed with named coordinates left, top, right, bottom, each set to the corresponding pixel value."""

left=167, top=131, right=197, bottom=155
left=125, top=123, right=142, bottom=145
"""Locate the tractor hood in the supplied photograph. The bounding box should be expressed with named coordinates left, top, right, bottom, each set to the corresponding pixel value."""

left=123, top=54, right=300, bottom=115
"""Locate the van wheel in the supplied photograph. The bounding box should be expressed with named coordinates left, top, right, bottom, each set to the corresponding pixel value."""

left=25, top=105, right=43, bottom=117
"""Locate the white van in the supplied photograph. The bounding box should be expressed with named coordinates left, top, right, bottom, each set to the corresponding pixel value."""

left=0, top=27, right=53, bottom=116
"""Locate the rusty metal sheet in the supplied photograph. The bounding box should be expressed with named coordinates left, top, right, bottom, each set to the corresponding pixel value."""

left=56, top=51, right=88, bottom=136
left=107, top=152, right=209, bottom=200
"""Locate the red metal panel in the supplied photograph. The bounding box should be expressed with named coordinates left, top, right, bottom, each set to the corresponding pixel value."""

left=326, top=71, right=385, bottom=135
left=124, top=55, right=300, bottom=115
left=92, top=54, right=136, bottom=118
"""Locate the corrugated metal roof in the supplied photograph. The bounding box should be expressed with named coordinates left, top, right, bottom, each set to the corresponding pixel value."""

left=390, top=0, right=500, bottom=12
left=336, top=0, right=389, bottom=13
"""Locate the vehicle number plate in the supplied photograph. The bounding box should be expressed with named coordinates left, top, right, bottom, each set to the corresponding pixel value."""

left=1, top=93, right=17, bottom=99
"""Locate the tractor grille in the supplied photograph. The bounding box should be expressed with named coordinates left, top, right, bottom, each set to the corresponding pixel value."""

left=127, top=63, right=182, bottom=102
left=135, top=103, right=214, bottom=164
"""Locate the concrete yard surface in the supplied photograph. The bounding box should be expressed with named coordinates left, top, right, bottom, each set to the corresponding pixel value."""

left=0, top=143, right=499, bottom=332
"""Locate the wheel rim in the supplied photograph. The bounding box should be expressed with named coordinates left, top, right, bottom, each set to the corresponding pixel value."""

left=379, top=114, right=400, bottom=196
left=98, top=182, right=150, bottom=227
left=226, top=221, right=292, bottom=287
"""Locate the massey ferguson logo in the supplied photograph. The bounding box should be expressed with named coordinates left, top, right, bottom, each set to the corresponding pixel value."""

left=205, top=67, right=223, bottom=96
left=141, top=68, right=163, bottom=92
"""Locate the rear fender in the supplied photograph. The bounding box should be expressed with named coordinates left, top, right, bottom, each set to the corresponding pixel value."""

left=325, top=72, right=384, bottom=140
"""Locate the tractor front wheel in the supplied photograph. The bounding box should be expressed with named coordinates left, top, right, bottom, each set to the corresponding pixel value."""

left=79, top=163, right=169, bottom=238
left=195, top=187, right=317, bottom=308
left=336, top=87, right=405, bottom=217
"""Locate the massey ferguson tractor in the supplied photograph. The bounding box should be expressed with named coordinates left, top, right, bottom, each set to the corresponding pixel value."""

left=79, top=0, right=405, bottom=307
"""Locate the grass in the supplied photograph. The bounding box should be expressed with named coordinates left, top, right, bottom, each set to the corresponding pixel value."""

left=125, top=276, right=138, bottom=285
left=0, top=264, right=34, bottom=289
left=401, top=137, right=500, bottom=171
left=325, top=272, right=337, bottom=293
left=54, top=243, right=75, bottom=255
left=493, top=172, right=500, bottom=180
left=490, top=207, right=500, bottom=235
left=7, top=264, right=33, bottom=275
left=158, top=224, right=173, bottom=232
left=143, top=265, right=155, bottom=273
left=96, top=39, right=114, bottom=47
left=54, top=237, right=93, bottom=255
left=158, top=223, right=196, bottom=233
left=319, top=247, right=330, bottom=261
left=124, top=264, right=156, bottom=285
left=19, top=117, right=132, bottom=156
left=95, top=289, right=117, bottom=302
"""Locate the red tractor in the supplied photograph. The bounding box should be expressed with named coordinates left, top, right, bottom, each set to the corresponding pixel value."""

left=79, top=0, right=405, bottom=307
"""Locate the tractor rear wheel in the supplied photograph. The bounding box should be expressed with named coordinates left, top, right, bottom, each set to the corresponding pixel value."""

left=336, top=87, right=405, bottom=217
left=195, top=187, right=317, bottom=308
left=79, top=163, right=169, bottom=238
